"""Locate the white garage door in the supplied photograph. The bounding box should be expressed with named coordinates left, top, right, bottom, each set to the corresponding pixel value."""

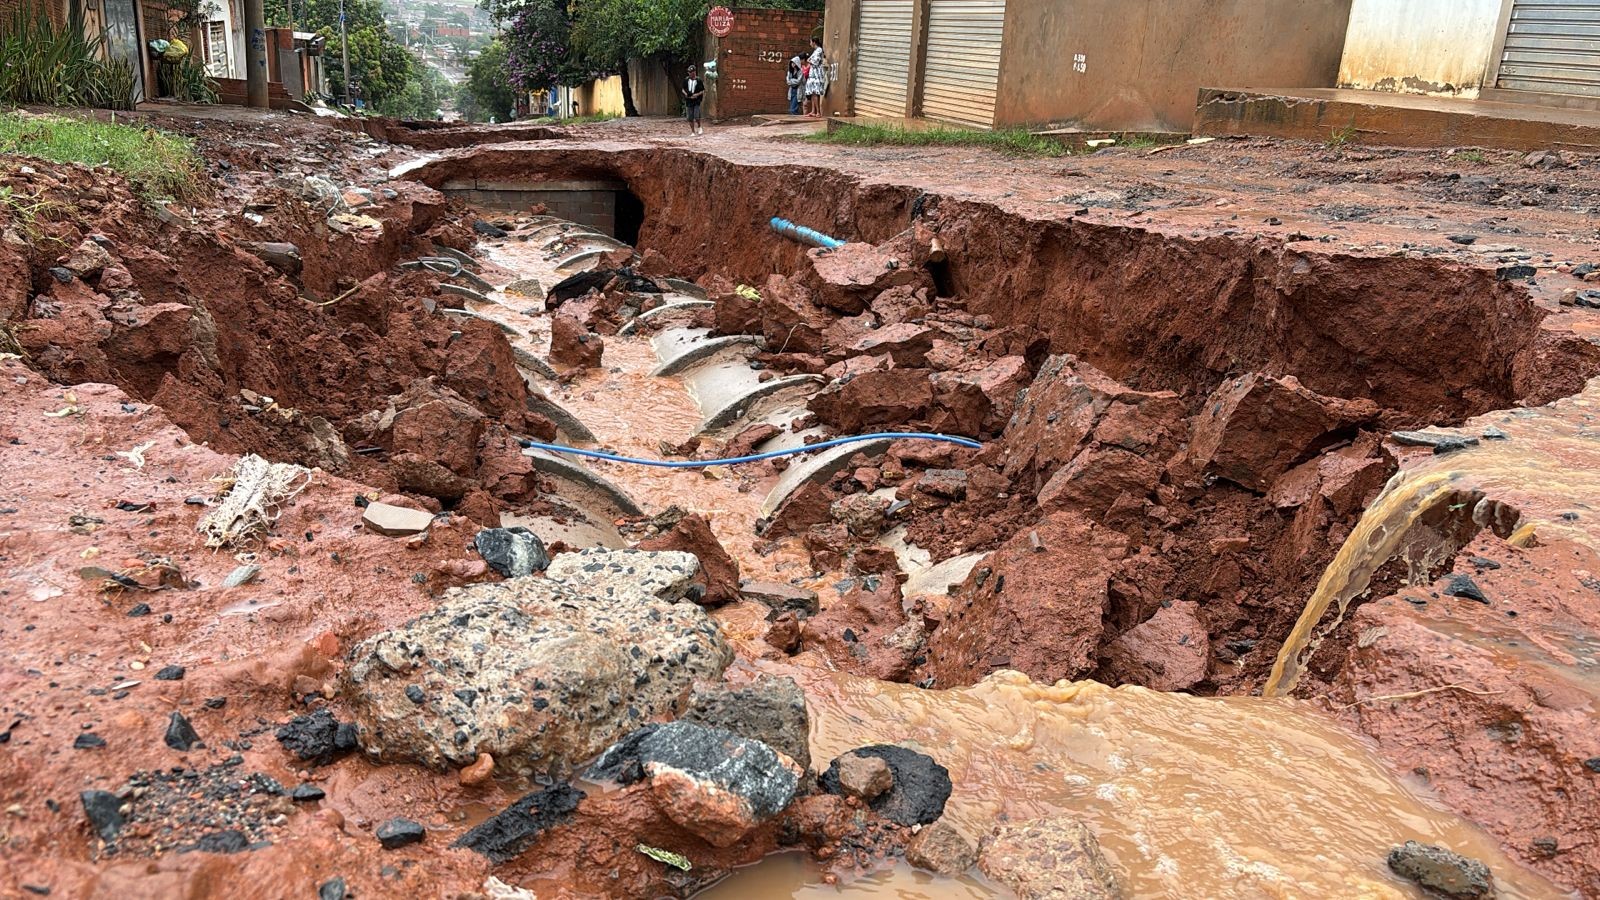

left=854, top=0, right=915, bottom=117
left=1496, top=0, right=1600, bottom=97
left=921, top=0, right=1005, bottom=127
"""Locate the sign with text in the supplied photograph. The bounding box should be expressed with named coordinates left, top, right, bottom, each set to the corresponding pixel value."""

left=707, top=6, right=734, bottom=37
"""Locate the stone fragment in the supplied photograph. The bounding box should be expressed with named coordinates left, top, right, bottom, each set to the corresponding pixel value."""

left=164, top=711, right=201, bottom=751
left=1443, top=573, right=1489, bottom=604
left=549, top=312, right=603, bottom=368
left=739, top=580, right=820, bottom=617
left=345, top=550, right=731, bottom=773
left=847, top=323, right=934, bottom=366
left=240, top=241, right=303, bottom=277
left=1100, top=600, right=1208, bottom=691
left=1188, top=373, right=1378, bottom=492
left=819, top=745, right=951, bottom=826
left=833, top=751, right=893, bottom=801
left=473, top=526, right=550, bottom=578
left=979, top=816, right=1120, bottom=900
left=454, top=783, right=584, bottom=862
left=1001, top=354, right=1184, bottom=481
left=804, top=241, right=933, bottom=314
left=917, top=469, right=968, bottom=499
left=1387, top=842, right=1494, bottom=899
left=587, top=722, right=802, bottom=847
left=275, top=709, right=360, bottom=765
left=907, top=819, right=979, bottom=875
left=809, top=369, right=934, bottom=431
left=81, top=790, right=125, bottom=842
left=681, top=676, right=812, bottom=771
left=635, top=509, right=741, bottom=605
left=60, top=237, right=114, bottom=278
left=830, top=492, right=892, bottom=538
left=375, top=817, right=426, bottom=849
left=290, top=784, right=326, bottom=802
left=362, top=501, right=434, bottom=536
left=318, top=877, right=348, bottom=900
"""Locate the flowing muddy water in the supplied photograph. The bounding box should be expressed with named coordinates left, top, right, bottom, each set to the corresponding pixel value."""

left=1268, top=379, right=1600, bottom=696
left=471, top=223, right=1566, bottom=898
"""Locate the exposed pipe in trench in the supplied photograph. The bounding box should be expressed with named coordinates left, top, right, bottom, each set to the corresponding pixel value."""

left=770, top=217, right=846, bottom=250
left=519, top=432, right=981, bottom=469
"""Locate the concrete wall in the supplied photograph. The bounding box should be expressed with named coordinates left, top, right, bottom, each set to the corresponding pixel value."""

left=995, top=0, right=1352, bottom=131
left=439, top=178, right=625, bottom=234
left=820, top=0, right=856, bottom=117
left=1337, top=0, right=1504, bottom=97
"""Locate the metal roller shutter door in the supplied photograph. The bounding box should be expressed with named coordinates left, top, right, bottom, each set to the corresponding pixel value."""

left=921, top=0, right=1005, bottom=127
left=854, top=0, right=915, bottom=117
left=1497, top=0, right=1600, bottom=97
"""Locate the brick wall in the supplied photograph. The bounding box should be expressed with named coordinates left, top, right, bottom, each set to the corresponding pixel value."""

left=0, top=0, right=68, bottom=28
left=708, top=7, right=821, bottom=119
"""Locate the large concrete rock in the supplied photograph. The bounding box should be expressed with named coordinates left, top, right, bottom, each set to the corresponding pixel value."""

left=979, top=816, right=1121, bottom=899
left=587, top=721, right=803, bottom=847
left=680, top=676, right=811, bottom=772
left=634, top=509, right=740, bottom=605
left=1186, top=372, right=1378, bottom=493
left=344, top=549, right=732, bottom=775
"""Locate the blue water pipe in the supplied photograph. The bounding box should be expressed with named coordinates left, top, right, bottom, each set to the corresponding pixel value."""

left=520, top=432, right=980, bottom=469
left=770, top=217, right=846, bottom=250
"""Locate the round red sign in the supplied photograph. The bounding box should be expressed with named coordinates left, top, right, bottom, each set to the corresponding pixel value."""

left=707, top=6, right=734, bottom=36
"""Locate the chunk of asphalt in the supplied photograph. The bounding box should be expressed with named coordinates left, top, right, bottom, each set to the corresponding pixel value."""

left=290, top=783, right=326, bottom=802
left=1443, top=573, right=1489, bottom=604
left=275, top=709, right=360, bottom=765
left=165, top=711, right=202, bottom=752
left=318, top=877, right=348, bottom=900
left=452, top=783, right=584, bottom=863
left=154, top=665, right=186, bottom=681
left=819, top=744, right=952, bottom=826
left=376, top=817, right=426, bottom=849
left=1387, top=841, right=1494, bottom=899
left=81, top=790, right=125, bottom=841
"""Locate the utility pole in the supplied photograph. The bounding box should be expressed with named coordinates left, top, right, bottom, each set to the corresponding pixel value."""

left=244, top=0, right=268, bottom=108
left=338, top=0, right=352, bottom=105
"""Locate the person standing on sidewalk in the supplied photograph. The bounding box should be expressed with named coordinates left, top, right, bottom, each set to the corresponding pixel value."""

left=804, top=37, right=826, bottom=117
left=682, top=64, right=706, bottom=135
left=786, top=52, right=804, bottom=115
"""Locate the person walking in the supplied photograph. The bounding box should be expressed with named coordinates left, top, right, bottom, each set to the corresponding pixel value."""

left=804, top=37, right=826, bottom=118
left=786, top=52, right=804, bottom=116
left=682, top=64, right=706, bottom=135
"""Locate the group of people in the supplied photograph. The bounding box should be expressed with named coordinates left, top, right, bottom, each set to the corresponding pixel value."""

left=680, top=35, right=827, bottom=135
left=786, top=37, right=827, bottom=117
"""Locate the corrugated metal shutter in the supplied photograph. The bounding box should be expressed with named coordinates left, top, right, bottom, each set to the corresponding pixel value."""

left=1497, top=0, right=1600, bottom=97
left=921, top=0, right=1005, bottom=127
left=854, top=0, right=915, bottom=117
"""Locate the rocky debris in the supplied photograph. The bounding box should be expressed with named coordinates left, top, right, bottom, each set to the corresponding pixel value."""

left=274, top=709, right=360, bottom=765
left=802, top=574, right=918, bottom=681
left=1392, top=430, right=1481, bottom=454
left=587, top=722, right=802, bottom=847
left=376, top=817, right=427, bottom=849
left=1099, top=600, right=1209, bottom=691
left=907, top=819, right=979, bottom=876
left=810, top=366, right=933, bottom=431
left=634, top=508, right=740, bottom=605
left=1443, top=573, right=1489, bottom=603
left=472, top=219, right=508, bottom=238
left=928, top=355, right=1033, bottom=436
left=549, top=312, right=604, bottom=368
left=81, top=790, right=126, bottom=842
left=1266, top=437, right=1390, bottom=516
left=109, top=767, right=294, bottom=856
left=820, top=745, right=951, bottom=826
left=344, top=550, right=732, bottom=773
left=240, top=241, right=303, bottom=277
left=318, top=877, right=348, bottom=900
left=154, top=665, right=186, bottom=681
left=1387, top=842, right=1494, bottom=899
left=740, top=580, right=821, bottom=617
left=1186, top=373, right=1379, bottom=492
left=362, top=501, right=434, bottom=536
left=765, top=611, right=803, bottom=654
left=979, top=816, right=1120, bottom=900
left=474, top=526, right=550, bottom=578
left=164, top=711, right=202, bottom=751
left=1001, top=354, right=1185, bottom=484
left=290, top=784, right=325, bottom=801
left=680, top=676, right=812, bottom=771
left=454, top=783, right=585, bottom=862
left=917, top=469, right=968, bottom=500
left=754, top=275, right=833, bottom=355
left=830, top=492, right=893, bottom=538
left=803, top=239, right=934, bottom=314
left=928, top=510, right=1127, bottom=686
left=833, top=751, right=894, bottom=801
left=60, top=236, right=115, bottom=278
left=845, top=323, right=934, bottom=367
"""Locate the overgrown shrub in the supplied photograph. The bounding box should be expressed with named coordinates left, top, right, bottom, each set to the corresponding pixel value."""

left=0, top=5, right=140, bottom=110
left=0, top=112, right=204, bottom=201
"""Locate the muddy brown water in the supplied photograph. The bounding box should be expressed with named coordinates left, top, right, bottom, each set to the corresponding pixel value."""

left=469, top=224, right=1569, bottom=898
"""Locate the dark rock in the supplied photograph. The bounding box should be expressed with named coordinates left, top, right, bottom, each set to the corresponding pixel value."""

left=318, top=877, right=348, bottom=900
left=73, top=732, right=107, bottom=750
left=740, top=580, right=820, bottom=617
left=820, top=744, right=952, bottom=826
left=81, top=789, right=125, bottom=841
left=1392, top=430, right=1480, bottom=453
left=375, top=817, right=427, bottom=849
left=290, top=783, right=326, bottom=802
left=275, top=709, right=359, bottom=764
left=1443, top=573, right=1489, bottom=604
left=48, top=266, right=74, bottom=283
left=126, top=603, right=151, bottom=617
left=1386, top=841, right=1494, bottom=899
left=473, top=526, right=550, bottom=578
left=189, top=829, right=250, bottom=854
left=452, top=783, right=584, bottom=863
left=154, top=665, right=186, bottom=681
left=1495, top=264, right=1536, bottom=281
left=165, top=711, right=201, bottom=751
left=587, top=721, right=802, bottom=847
left=1447, top=234, right=1478, bottom=245
left=472, top=220, right=507, bottom=238
left=680, top=676, right=811, bottom=771
left=240, top=241, right=303, bottom=277
left=1584, top=756, right=1600, bottom=773
left=1574, top=262, right=1597, bottom=277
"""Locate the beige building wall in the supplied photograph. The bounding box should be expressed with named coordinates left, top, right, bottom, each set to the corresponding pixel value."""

left=1337, top=0, right=1505, bottom=97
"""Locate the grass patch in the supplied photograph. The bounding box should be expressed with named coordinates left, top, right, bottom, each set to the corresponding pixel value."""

left=0, top=112, right=204, bottom=201
left=808, top=122, right=1067, bottom=157
left=1454, top=149, right=1487, bottom=164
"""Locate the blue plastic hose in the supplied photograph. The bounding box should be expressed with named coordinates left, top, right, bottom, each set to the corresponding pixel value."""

left=520, top=431, right=980, bottom=468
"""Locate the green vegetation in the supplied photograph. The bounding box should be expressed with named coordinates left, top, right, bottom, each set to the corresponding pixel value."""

left=377, top=63, right=450, bottom=119
left=0, top=6, right=138, bottom=110
left=1325, top=121, right=1358, bottom=151
left=1454, top=149, right=1487, bottom=164
left=266, top=0, right=423, bottom=111
left=807, top=122, right=1068, bottom=157
left=0, top=112, right=204, bottom=201
left=459, top=39, right=517, bottom=122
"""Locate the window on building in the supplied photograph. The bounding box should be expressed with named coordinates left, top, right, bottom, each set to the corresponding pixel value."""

left=206, top=20, right=228, bottom=75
